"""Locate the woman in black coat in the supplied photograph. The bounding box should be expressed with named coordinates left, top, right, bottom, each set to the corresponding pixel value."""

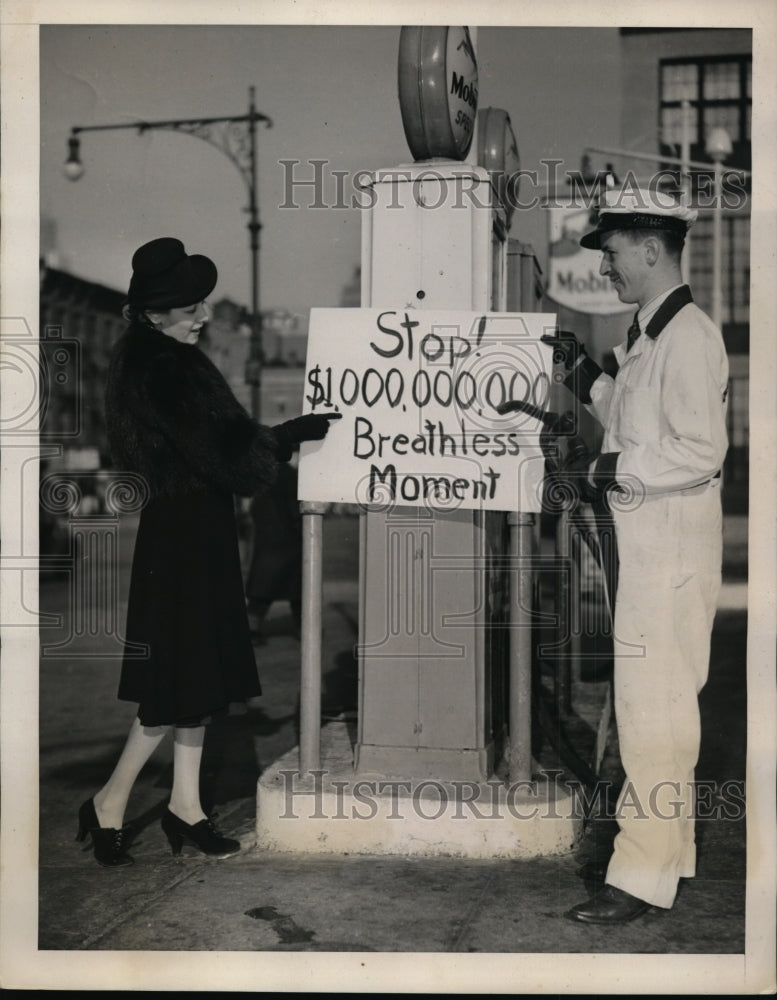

left=77, top=237, right=339, bottom=867
left=246, top=462, right=303, bottom=638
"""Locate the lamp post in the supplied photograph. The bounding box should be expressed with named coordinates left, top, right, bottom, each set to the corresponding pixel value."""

left=679, top=98, right=692, bottom=284
left=705, top=126, right=733, bottom=332
left=64, top=86, right=271, bottom=420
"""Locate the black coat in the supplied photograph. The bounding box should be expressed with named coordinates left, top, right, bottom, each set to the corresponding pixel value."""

left=105, top=321, right=279, bottom=501
left=105, top=321, right=282, bottom=726
left=246, top=463, right=303, bottom=605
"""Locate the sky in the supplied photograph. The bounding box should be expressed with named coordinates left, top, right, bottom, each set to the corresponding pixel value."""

left=40, top=24, right=624, bottom=318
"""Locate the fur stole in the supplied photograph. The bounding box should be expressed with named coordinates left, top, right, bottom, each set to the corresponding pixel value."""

left=105, top=321, right=280, bottom=499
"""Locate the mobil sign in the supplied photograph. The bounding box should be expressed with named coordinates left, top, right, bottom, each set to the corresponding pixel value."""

left=545, top=200, right=632, bottom=315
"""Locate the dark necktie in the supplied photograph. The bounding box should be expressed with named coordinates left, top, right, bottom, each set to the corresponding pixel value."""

left=626, top=317, right=641, bottom=352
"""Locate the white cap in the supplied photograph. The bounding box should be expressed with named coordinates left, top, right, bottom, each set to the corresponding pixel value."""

left=580, top=184, right=697, bottom=249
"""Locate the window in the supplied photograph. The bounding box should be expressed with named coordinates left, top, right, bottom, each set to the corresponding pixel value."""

left=660, top=55, right=751, bottom=170
left=689, top=212, right=750, bottom=349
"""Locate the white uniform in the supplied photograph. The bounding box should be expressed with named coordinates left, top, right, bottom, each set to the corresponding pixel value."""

left=587, top=285, right=729, bottom=909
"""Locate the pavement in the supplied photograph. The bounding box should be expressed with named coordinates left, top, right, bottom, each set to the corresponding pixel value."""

left=25, top=508, right=759, bottom=991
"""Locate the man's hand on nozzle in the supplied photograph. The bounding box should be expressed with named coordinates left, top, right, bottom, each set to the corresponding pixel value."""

left=540, top=329, right=604, bottom=405
left=549, top=441, right=622, bottom=506
left=559, top=441, right=601, bottom=505
left=540, top=330, right=588, bottom=371
left=542, top=435, right=600, bottom=507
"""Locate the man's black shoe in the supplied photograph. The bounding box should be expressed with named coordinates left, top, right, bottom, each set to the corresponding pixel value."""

left=565, top=884, right=651, bottom=924
left=576, top=859, right=608, bottom=882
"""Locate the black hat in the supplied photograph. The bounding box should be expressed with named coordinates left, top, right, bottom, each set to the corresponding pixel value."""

left=127, top=237, right=217, bottom=309
left=580, top=186, right=697, bottom=250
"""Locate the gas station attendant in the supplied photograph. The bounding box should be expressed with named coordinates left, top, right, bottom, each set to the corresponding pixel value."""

left=545, top=186, right=729, bottom=924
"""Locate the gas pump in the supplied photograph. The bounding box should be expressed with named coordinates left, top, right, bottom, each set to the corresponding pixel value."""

left=356, top=162, right=508, bottom=780
left=257, top=26, right=583, bottom=858
left=356, top=30, right=530, bottom=782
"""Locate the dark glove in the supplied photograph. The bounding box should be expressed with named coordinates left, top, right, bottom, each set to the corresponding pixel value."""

left=562, top=448, right=601, bottom=504
left=544, top=434, right=601, bottom=508
left=273, top=412, right=342, bottom=459
left=540, top=329, right=587, bottom=371
left=541, top=330, right=603, bottom=404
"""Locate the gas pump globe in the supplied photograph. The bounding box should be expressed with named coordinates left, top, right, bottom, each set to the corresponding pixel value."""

left=397, top=26, right=478, bottom=161
left=477, top=106, right=522, bottom=227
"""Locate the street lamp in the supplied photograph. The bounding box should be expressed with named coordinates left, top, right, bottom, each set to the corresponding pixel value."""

left=64, top=86, right=271, bottom=420
left=64, top=135, right=85, bottom=181
left=705, top=126, right=733, bottom=332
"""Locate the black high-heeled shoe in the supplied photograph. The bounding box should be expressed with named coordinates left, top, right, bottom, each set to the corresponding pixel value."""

left=161, top=808, right=241, bottom=859
left=76, top=798, right=134, bottom=868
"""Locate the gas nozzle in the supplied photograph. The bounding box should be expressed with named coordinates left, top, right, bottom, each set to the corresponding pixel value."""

left=495, top=398, right=576, bottom=435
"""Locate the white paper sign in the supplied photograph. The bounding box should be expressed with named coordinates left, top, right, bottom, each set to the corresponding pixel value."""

left=298, top=309, right=556, bottom=512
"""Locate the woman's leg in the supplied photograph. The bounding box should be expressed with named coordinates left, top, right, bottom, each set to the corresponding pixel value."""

left=93, top=717, right=169, bottom=827
left=168, top=726, right=208, bottom=825
left=161, top=726, right=242, bottom=857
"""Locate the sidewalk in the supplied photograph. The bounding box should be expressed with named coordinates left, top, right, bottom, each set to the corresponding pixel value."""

left=35, top=513, right=749, bottom=971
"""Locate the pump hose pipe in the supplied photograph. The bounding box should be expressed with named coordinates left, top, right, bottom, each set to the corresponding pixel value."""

left=496, top=397, right=618, bottom=812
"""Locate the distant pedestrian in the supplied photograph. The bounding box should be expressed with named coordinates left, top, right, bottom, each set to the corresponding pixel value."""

left=77, top=237, right=340, bottom=867
left=245, top=462, right=303, bottom=642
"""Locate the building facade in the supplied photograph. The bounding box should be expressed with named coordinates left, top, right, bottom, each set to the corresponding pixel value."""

left=544, top=27, right=750, bottom=491
left=619, top=27, right=751, bottom=356
left=39, top=266, right=311, bottom=463
left=39, top=264, right=125, bottom=466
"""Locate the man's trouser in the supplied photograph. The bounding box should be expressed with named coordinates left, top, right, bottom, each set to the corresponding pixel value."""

left=604, top=481, right=723, bottom=909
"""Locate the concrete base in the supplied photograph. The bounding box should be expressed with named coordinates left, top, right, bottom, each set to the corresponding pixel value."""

left=354, top=740, right=494, bottom=782
left=256, top=719, right=584, bottom=858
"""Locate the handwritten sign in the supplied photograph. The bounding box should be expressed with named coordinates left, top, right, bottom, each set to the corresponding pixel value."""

left=298, top=309, right=556, bottom=512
